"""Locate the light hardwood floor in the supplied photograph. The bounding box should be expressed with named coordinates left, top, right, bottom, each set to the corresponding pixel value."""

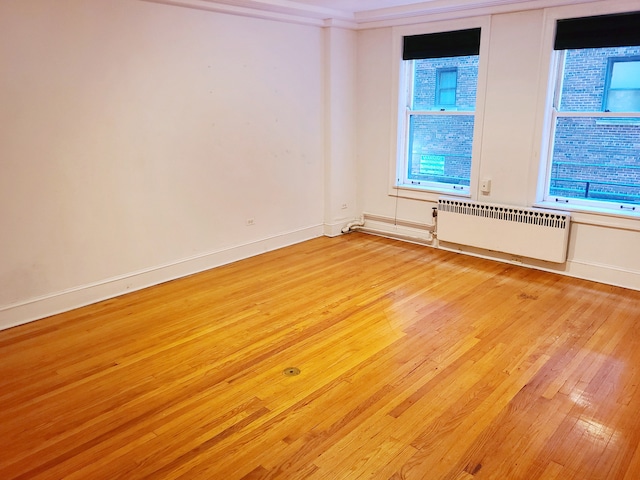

left=1, top=233, right=639, bottom=479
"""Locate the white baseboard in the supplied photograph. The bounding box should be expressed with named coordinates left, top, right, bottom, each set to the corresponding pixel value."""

left=5, top=221, right=637, bottom=332
left=439, top=242, right=640, bottom=291
left=324, top=220, right=349, bottom=237
left=353, top=214, right=640, bottom=291
left=562, top=259, right=640, bottom=291
left=0, top=225, right=324, bottom=331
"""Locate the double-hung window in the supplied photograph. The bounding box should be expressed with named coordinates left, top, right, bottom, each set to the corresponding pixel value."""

left=542, top=11, right=640, bottom=213
left=397, top=28, right=481, bottom=195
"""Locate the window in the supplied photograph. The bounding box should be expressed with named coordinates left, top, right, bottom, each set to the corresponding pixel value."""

left=436, top=68, right=457, bottom=107
left=542, top=11, right=640, bottom=213
left=604, top=57, right=640, bottom=112
left=397, top=28, right=481, bottom=194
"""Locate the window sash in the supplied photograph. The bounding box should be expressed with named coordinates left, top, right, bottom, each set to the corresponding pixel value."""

left=402, top=110, right=474, bottom=192
left=543, top=107, right=640, bottom=208
left=543, top=48, right=640, bottom=211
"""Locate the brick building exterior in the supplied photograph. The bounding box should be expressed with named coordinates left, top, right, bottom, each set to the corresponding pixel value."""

left=550, top=46, right=640, bottom=203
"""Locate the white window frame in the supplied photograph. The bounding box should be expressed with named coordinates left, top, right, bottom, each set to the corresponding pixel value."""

left=541, top=49, right=640, bottom=215
left=389, top=17, right=490, bottom=202
left=532, top=0, right=640, bottom=225
left=400, top=60, right=475, bottom=193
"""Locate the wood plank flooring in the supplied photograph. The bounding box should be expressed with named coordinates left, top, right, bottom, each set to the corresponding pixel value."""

left=1, top=233, right=639, bottom=479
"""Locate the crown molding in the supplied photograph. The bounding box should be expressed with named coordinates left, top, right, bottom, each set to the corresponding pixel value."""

left=195, top=0, right=354, bottom=20
left=356, top=0, right=534, bottom=24
left=354, top=0, right=604, bottom=28
left=139, top=0, right=624, bottom=30
left=139, top=0, right=355, bottom=27
left=139, top=0, right=318, bottom=26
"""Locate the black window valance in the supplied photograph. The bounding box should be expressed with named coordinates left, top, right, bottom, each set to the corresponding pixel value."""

left=554, top=11, right=640, bottom=50
left=403, top=28, right=481, bottom=60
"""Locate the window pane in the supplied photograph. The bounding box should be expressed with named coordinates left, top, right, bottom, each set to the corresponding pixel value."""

left=607, top=90, right=640, bottom=112
left=439, top=70, right=457, bottom=89
left=558, top=46, right=640, bottom=112
left=550, top=116, right=640, bottom=205
left=413, top=55, right=478, bottom=111
left=438, top=88, right=456, bottom=105
left=610, top=61, right=640, bottom=89
left=408, top=114, right=474, bottom=185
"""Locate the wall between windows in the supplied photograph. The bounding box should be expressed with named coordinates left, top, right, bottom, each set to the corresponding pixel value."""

left=0, top=0, right=327, bottom=329
left=356, top=1, right=640, bottom=290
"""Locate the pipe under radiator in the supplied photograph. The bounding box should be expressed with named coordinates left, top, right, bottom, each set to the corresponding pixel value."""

left=347, top=226, right=434, bottom=245
left=342, top=212, right=436, bottom=245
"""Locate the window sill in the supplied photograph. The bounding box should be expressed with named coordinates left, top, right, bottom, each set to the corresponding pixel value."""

left=534, top=201, right=640, bottom=232
left=595, top=118, right=640, bottom=126
left=390, top=184, right=470, bottom=202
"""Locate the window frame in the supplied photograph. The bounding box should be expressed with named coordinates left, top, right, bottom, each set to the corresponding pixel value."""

left=401, top=59, right=476, bottom=192
left=541, top=48, right=640, bottom=214
left=389, top=18, right=490, bottom=202
left=533, top=4, right=640, bottom=221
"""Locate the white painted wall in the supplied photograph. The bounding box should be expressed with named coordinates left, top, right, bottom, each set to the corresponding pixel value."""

left=0, top=0, right=326, bottom=328
left=356, top=0, right=640, bottom=290
left=324, top=26, right=358, bottom=236
left=1, top=0, right=638, bottom=330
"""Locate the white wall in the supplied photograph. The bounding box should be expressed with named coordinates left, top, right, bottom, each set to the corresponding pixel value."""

left=2, top=0, right=638, bottom=330
left=0, top=0, right=327, bottom=328
left=356, top=0, right=640, bottom=290
left=324, top=26, right=358, bottom=236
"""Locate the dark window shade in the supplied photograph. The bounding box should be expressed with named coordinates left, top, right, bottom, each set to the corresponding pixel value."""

left=555, top=11, right=640, bottom=50
left=403, top=28, right=481, bottom=60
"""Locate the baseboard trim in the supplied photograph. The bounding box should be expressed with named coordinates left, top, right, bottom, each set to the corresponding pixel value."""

left=353, top=220, right=640, bottom=291
left=562, top=259, right=640, bottom=291
left=437, top=241, right=640, bottom=292
left=0, top=225, right=323, bottom=331
left=5, top=223, right=636, bottom=331
left=324, top=220, right=350, bottom=237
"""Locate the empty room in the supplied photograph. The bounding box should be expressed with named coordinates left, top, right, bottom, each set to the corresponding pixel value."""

left=1, top=0, right=639, bottom=478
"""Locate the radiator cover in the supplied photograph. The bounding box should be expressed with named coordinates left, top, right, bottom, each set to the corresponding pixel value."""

left=437, top=198, right=571, bottom=263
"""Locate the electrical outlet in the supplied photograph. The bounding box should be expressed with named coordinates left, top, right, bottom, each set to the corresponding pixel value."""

left=341, top=204, right=348, bottom=210
left=245, top=218, right=255, bottom=226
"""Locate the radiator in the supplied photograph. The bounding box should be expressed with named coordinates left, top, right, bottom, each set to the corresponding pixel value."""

left=437, top=198, right=571, bottom=263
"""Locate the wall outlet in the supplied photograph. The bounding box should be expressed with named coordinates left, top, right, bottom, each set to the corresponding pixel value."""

left=341, top=203, right=348, bottom=210
left=245, top=218, right=255, bottom=226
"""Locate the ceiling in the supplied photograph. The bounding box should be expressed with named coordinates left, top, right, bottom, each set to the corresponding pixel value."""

left=200, top=0, right=536, bottom=20
left=288, top=0, right=436, bottom=13
left=147, top=0, right=595, bottom=26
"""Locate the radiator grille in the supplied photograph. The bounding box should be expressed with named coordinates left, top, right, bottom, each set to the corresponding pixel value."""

left=438, top=199, right=569, bottom=229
